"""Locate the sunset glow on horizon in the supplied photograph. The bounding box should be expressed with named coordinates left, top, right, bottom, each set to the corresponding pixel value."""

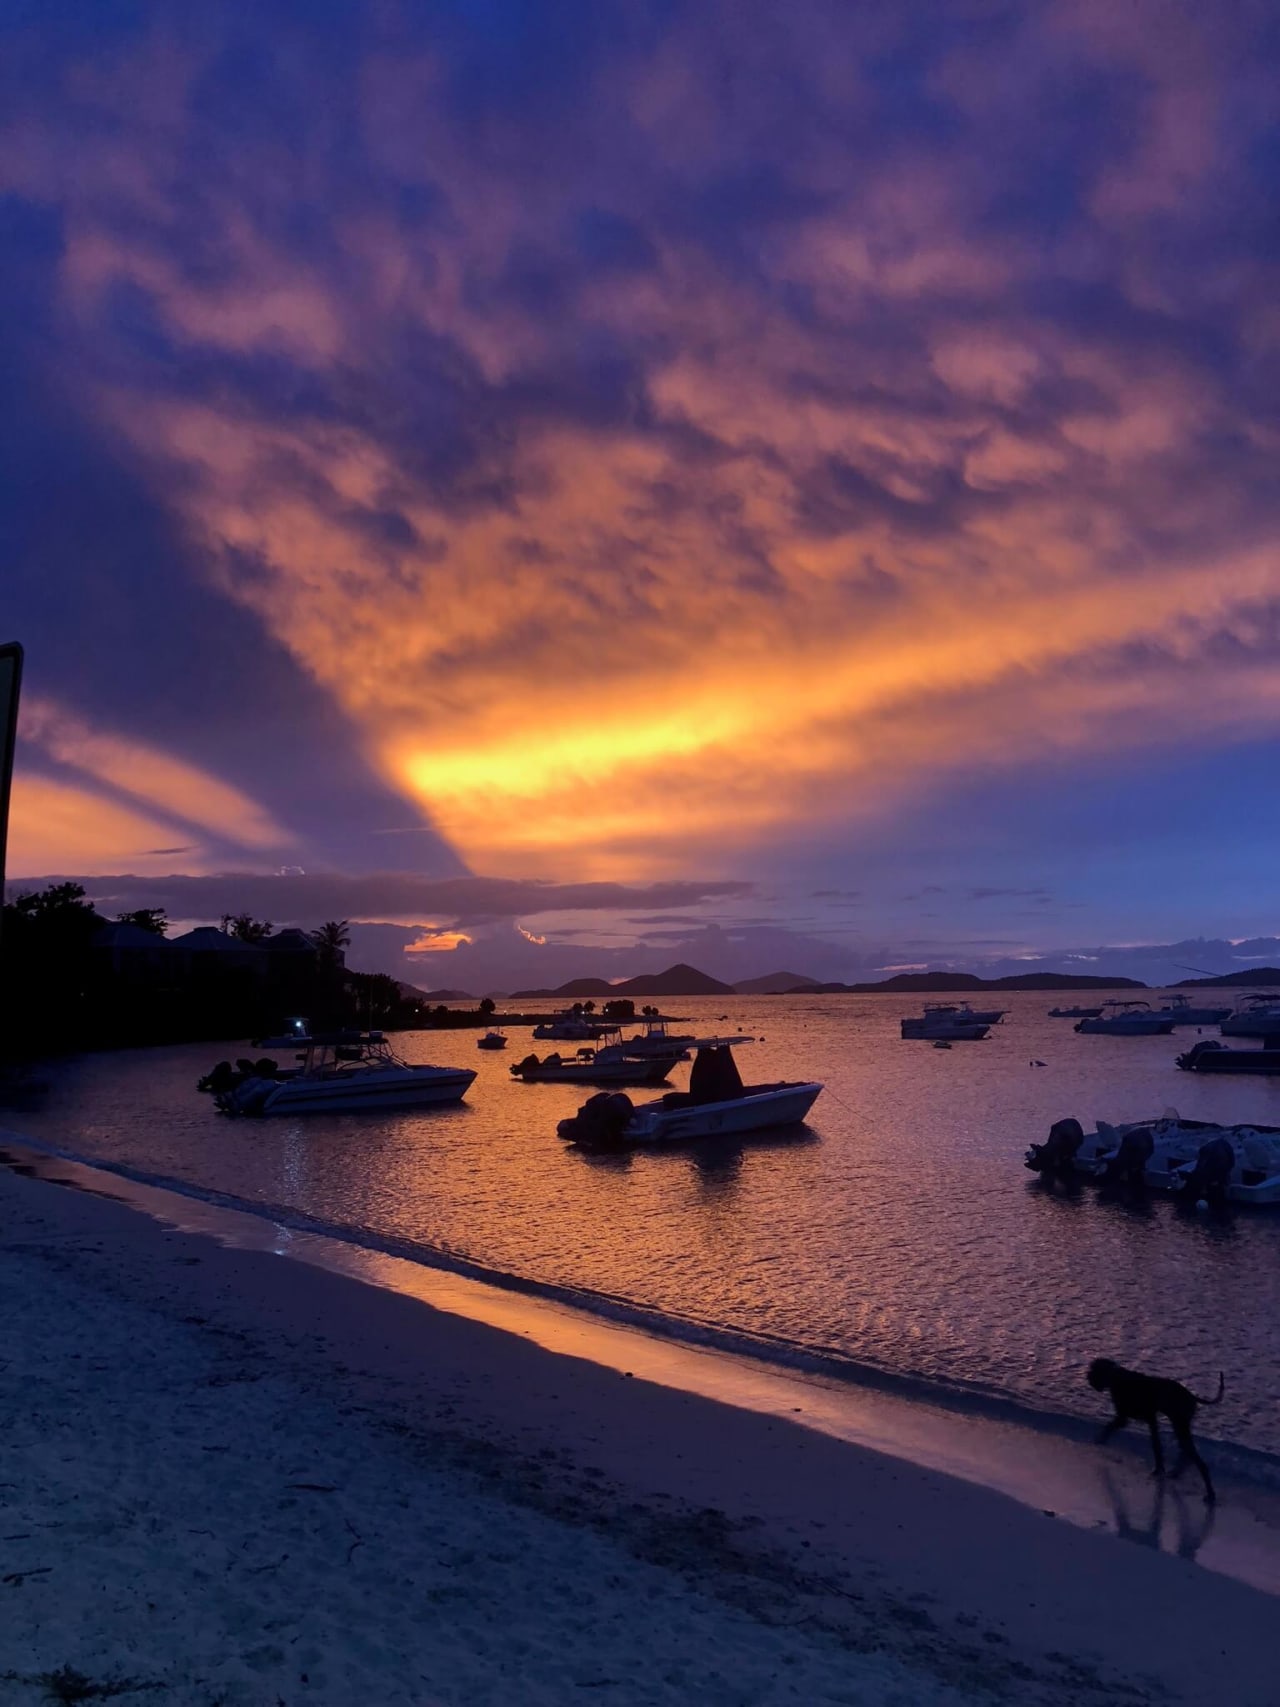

left=5, top=0, right=1280, bottom=983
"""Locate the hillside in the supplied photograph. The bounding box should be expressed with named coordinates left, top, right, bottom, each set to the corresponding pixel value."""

left=797, top=972, right=1147, bottom=994
left=510, top=963, right=735, bottom=1000
left=1175, top=967, right=1280, bottom=988
left=734, top=971, right=819, bottom=994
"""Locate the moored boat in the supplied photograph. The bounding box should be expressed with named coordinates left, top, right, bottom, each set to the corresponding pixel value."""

left=1024, top=1114, right=1280, bottom=1206
left=532, top=1009, right=613, bottom=1041
left=557, top=1041, right=822, bottom=1151
left=1177, top=1039, right=1280, bottom=1076
left=511, top=1028, right=680, bottom=1085
left=1220, top=994, right=1280, bottom=1037
left=215, top=1032, right=475, bottom=1116
left=477, top=1029, right=508, bottom=1050
left=617, top=1016, right=696, bottom=1059
left=1048, top=1005, right=1103, bottom=1019
left=1074, top=1001, right=1175, bottom=1036
left=1148, top=994, right=1233, bottom=1026
left=901, top=1003, right=991, bottom=1041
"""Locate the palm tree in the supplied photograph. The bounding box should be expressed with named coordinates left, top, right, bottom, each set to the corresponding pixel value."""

left=312, top=919, right=351, bottom=967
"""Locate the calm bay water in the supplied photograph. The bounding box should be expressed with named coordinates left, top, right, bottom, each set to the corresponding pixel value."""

left=12, top=993, right=1280, bottom=1455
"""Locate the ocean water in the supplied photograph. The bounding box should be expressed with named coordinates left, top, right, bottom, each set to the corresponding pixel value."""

left=11, top=992, right=1280, bottom=1456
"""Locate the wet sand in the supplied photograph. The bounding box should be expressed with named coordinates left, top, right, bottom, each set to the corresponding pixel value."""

left=0, top=1151, right=1275, bottom=1705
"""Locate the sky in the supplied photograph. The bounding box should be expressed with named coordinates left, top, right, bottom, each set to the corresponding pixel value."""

left=3, top=0, right=1279, bottom=989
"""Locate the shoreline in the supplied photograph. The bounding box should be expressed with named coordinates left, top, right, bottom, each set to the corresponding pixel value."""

left=6, top=1130, right=1280, bottom=1514
left=2, top=1143, right=1279, bottom=1702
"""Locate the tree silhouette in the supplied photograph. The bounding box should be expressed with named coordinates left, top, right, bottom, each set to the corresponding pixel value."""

left=117, top=907, right=168, bottom=936
left=312, top=919, right=350, bottom=966
left=221, top=913, right=273, bottom=942
left=479, top=996, right=496, bottom=1017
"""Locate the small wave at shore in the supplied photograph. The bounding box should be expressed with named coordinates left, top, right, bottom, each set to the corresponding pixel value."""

left=5, top=1126, right=1277, bottom=1493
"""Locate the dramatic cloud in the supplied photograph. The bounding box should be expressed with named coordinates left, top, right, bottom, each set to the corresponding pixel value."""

left=3, top=1, right=1279, bottom=961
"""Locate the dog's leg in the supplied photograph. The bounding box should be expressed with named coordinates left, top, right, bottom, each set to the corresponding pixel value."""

left=1173, top=1420, right=1215, bottom=1502
left=1147, top=1416, right=1166, bottom=1477
left=1097, top=1411, right=1127, bottom=1445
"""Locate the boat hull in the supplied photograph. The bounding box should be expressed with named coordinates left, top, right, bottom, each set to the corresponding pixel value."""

left=1178, top=1045, right=1280, bottom=1076
left=624, top=1081, right=823, bottom=1146
left=1221, top=1013, right=1280, bottom=1037
left=233, top=1066, right=477, bottom=1115
left=512, top=1057, right=678, bottom=1086
left=901, top=1021, right=989, bottom=1040
left=1074, top=1018, right=1175, bottom=1035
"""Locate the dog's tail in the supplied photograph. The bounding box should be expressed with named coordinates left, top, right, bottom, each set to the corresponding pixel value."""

left=1190, top=1372, right=1225, bottom=1406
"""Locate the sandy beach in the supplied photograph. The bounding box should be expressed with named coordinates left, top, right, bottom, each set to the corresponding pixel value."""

left=1, top=1156, right=1276, bottom=1707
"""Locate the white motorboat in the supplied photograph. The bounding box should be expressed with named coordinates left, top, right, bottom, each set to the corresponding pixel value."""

left=557, top=1041, right=822, bottom=1150
left=1219, top=994, right=1280, bottom=1037
left=1148, top=994, right=1233, bottom=1026
left=901, top=1003, right=991, bottom=1041
left=1025, top=1115, right=1280, bottom=1206
left=1074, top=1001, right=1175, bottom=1036
left=216, top=1032, right=475, bottom=1116
left=477, top=1029, right=508, bottom=1050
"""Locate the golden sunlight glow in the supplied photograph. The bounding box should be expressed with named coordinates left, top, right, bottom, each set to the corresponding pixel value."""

left=405, top=930, right=474, bottom=953
left=21, top=698, right=291, bottom=852
left=26, top=32, right=1280, bottom=881
left=7, top=775, right=209, bottom=876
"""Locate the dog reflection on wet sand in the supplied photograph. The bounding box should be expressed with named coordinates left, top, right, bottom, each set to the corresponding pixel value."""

left=1088, top=1359, right=1224, bottom=1502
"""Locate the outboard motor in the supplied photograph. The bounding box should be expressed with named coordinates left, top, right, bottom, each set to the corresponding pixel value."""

left=1025, top=1117, right=1084, bottom=1175
left=557, top=1091, right=635, bottom=1151
left=1102, top=1125, right=1154, bottom=1188
left=1176, top=1135, right=1235, bottom=1208
left=1177, top=1040, right=1224, bottom=1072
left=198, top=1060, right=237, bottom=1095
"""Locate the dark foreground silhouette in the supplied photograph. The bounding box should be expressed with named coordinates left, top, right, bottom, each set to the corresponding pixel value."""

left=1088, top=1358, right=1224, bottom=1501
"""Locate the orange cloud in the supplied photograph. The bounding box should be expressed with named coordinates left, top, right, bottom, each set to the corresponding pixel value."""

left=21, top=698, right=291, bottom=853
left=10, top=2, right=1280, bottom=886
left=7, top=775, right=205, bottom=877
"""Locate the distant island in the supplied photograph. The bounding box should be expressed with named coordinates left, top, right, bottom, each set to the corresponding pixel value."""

left=508, top=963, right=1149, bottom=998
left=512, top=962, right=736, bottom=999
left=794, top=971, right=1148, bottom=993
left=1175, top=966, right=1280, bottom=988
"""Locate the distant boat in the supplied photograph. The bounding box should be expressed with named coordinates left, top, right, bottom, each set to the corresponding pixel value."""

left=901, top=1003, right=991, bottom=1041
left=511, top=1028, right=680, bottom=1085
left=1048, top=1005, right=1103, bottom=1019
left=477, top=1029, right=508, bottom=1050
left=1074, top=1001, right=1175, bottom=1036
left=557, top=1041, right=822, bottom=1150
left=1148, top=994, right=1233, bottom=1026
left=617, top=1016, right=696, bottom=1059
left=1220, top=994, right=1280, bottom=1037
left=532, top=1010, right=613, bottom=1041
